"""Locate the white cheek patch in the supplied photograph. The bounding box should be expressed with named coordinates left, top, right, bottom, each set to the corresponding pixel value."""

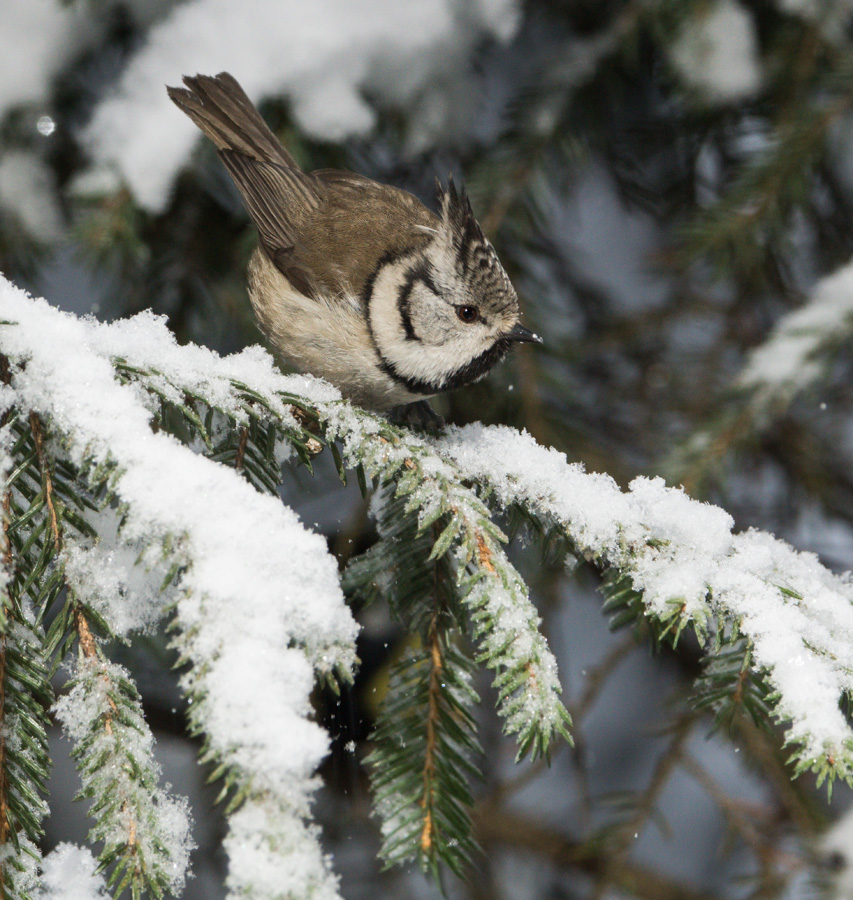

left=368, top=259, right=490, bottom=385
left=368, top=262, right=410, bottom=354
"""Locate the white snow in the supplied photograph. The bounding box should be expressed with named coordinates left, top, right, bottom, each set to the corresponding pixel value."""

left=438, top=423, right=853, bottom=767
left=80, top=0, right=521, bottom=210
left=61, top=509, right=174, bottom=638
left=739, top=258, right=853, bottom=394
left=0, top=835, right=40, bottom=898
left=669, top=0, right=762, bottom=103
left=0, top=275, right=359, bottom=900
left=36, top=844, right=108, bottom=900
left=0, top=0, right=100, bottom=121
left=0, top=418, right=14, bottom=603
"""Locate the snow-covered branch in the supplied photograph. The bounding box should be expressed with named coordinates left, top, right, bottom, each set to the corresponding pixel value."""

left=439, top=423, right=853, bottom=786
left=2, top=272, right=853, bottom=897
left=0, top=277, right=359, bottom=899
left=78, top=0, right=520, bottom=210
left=738, top=258, right=853, bottom=405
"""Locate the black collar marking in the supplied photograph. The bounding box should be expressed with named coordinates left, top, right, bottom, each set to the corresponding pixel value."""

left=397, top=261, right=440, bottom=343
left=379, top=337, right=512, bottom=396
left=363, top=245, right=418, bottom=358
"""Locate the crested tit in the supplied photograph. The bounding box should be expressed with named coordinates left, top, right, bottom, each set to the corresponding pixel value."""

left=168, top=72, right=540, bottom=413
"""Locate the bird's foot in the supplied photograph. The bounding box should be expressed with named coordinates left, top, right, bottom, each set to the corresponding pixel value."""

left=387, top=400, right=445, bottom=434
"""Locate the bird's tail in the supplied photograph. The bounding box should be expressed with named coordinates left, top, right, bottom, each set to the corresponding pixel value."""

left=167, top=72, right=300, bottom=170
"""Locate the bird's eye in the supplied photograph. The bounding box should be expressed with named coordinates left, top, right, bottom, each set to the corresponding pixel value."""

left=456, top=305, right=479, bottom=323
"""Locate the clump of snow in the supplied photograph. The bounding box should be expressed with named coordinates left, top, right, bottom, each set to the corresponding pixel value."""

left=97, top=308, right=341, bottom=419
left=0, top=419, right=15, bottom=600
left=1, top=0, right=100, bottom=120
left=62, top=509, right=175, bottom=638
left=0, top=275, right=359, bottom=900
left=669, top=0, right=762, bottom=104
left=0, top=151, right=62, bottom=241
left=36, top=844, right=109, bottom=900
left=739, top=258, right=853, bottom=395
left=224, top=798, right=340, bottom=900
left=438, top=422, right=853, bottom=767
left=80, top=0, right=521, bottom=210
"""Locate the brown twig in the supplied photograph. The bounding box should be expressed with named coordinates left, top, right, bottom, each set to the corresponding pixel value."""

left=419, top=609, right=443, bottom=854
left=234, top=425, right=249, bottom=471
left=590, top=715, right=695, bottom=900
left=73, top=604, right=99, bottom=662
left=474, top=805, right=722, bottom=900
left=29, top=412, right=61, bottom=552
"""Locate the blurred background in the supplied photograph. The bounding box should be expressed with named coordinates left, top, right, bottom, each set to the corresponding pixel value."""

left=5, top=0, right=853, bottom=897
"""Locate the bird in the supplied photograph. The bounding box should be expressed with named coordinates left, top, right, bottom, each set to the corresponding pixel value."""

left=167, top=72, right=541, bottom=417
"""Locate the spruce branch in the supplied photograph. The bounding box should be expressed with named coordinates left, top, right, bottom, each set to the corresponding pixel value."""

left=54, top=648, right=193, bottom=899
left=368, top=630, right=481, bottom=880
left=0, top=400, right=51, bottom=898
left=327, top=408, right=572, bottom=761
left=667, top=255, right=853, bottom=492
left=439, top=423, right=853, bottom=793
left=0, top=615, right=49, bottom=900
left=333, top=411, right=570, bottom=882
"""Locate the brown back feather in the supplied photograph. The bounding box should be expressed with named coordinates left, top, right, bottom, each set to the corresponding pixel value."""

left=169, top=72, right=439, bottom=300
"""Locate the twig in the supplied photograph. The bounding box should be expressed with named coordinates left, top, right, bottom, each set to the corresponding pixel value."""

left=420, top=609, right=442, bottom=854
left=591, top=715, right=695, bottom=899
left=474, top=804, right=722, bottom=900
left=29, top=412, right=60, bottom=552
left=234, top=425, right=249, bottom=471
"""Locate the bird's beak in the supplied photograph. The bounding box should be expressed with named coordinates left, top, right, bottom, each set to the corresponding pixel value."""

left=504, top=322, right=543, bottom=344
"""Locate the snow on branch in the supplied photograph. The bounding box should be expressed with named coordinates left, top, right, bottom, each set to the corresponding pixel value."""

left=0, top=276, right=359, bottom=899
left=3, top=270, right=852, bottom=894
left=438, top=423, right=853, bottom=788
left=668, top=257, right=853, bottom=485
left=79, top=0, right=520, bottom=210
left=738, top=257, right=853, bottom=404
left=324, top=408, right=572, bottom=759
left=53, top=656, right=193, bottom=896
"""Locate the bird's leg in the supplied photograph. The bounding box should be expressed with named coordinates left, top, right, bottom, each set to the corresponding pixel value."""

left=387, top=400, right=445, bottom=433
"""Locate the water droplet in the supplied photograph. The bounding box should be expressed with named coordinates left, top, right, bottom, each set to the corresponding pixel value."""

left=37, top=114, right=56, bottom=136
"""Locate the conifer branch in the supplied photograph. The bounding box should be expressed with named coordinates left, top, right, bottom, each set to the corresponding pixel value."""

left=54, top=651, right=193, bottom=899
left=0, top=627, right=9, bottom=887
left=326, top=409, right=571, bottom=760
left=439, top=424, right=853, bottom=793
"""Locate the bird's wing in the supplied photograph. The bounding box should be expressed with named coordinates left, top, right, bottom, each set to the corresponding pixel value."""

left=217, top=151, right=324, bottom=297
left=168, top=73, right=440, bottom=300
